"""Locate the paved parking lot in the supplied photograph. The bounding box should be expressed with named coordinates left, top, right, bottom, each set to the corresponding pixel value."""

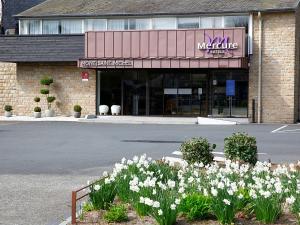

left=0, top=122, right=299, bottom=225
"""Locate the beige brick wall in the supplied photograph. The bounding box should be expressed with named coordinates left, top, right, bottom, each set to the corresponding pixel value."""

left=15, top=63, right=96, bottom=116
left=249, top=12, right=298, bottom=123
left=296, top=8, right=300, bottom=121
left=0, top=62, right=17, bottom=114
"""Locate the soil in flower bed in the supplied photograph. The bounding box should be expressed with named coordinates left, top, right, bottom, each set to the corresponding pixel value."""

left=76, top=208, right=298, bottom=225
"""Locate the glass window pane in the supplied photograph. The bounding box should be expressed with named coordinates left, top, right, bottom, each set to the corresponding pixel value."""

left=214, top=17, right=224, bottom=28
left=107, top=19, right=127, bottom=30
left=61, top=20, right=83, bottom=34
left=177, top=17, right=199, bottom=29
left=26, top=20, right=41, bottom=34
left=20, top=20, right=29, bottom=35
left=129, top=18, right=151, bottom=30
left=153, top=18, right=176, bottom=29
left=224, top=16, right=249, bottom=28
left=200, top=17, right=214, bottom=28
left=42, top=20, right=59, bottom=34
left=200, top=17, right=223, bottom=28
left=84, top=19, right=106, bottom=32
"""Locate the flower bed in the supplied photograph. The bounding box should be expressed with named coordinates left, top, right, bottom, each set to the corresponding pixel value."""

left=76, top=155, right=300, bottom=225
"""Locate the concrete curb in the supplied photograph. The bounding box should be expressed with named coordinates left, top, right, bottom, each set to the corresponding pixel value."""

left=0, top=116, right=249, bottom=125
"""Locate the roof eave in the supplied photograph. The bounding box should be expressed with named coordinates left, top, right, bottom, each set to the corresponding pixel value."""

left=14, top=7, right=297, bottom=19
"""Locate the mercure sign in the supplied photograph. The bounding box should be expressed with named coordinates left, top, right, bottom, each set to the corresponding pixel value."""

left=198, top=34, right=239, bottom=55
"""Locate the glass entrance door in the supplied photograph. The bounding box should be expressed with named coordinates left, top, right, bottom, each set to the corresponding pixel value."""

left=163, top=72, right=208, bottom=116
left=122, top=80, right=146, bottom=115
left=211, top=71, right=248, bottom=117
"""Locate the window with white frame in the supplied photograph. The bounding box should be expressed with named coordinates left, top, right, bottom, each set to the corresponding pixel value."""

left=107, top=19, right=128, bottom=30
left=43, top=20, right=59, bottom=34
left=152, top=17, right=176, bottom=29
left=84, top=19, right=107, bottom=32
left=20, top=20, right=41, bottom=35
left=19, top=15, right=249, bottom=35
left=129, top=18, right=151, bottom=30
left=177, top=17, right=199, bottom=29
left=61, top=19, right=83, bottom=34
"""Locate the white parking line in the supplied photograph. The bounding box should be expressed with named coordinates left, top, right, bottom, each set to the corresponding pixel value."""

left=278, top=128, right=300, bottom=133
left=271, top=125, right=288, bottom=133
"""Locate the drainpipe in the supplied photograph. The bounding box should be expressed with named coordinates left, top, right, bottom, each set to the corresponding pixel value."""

left=258, top=12, right=263, bottom=124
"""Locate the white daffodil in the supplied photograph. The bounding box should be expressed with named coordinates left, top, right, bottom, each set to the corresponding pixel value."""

left=286, top=196, right=296, bottom=205
left=223, top=199, right=231, bottom=206
left=153, top=201, right=160, bottom=208
left=94, top=184, right=100, bottom=191
left=171, top=204, right=176, bottom=210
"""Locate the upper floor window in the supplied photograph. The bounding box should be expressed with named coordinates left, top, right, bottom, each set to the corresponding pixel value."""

left=129, top=18, right=151, bottom=30
left=153, top=18, right=176, bottom=29
left=43, top=20, right=59, bottom=34
left=20, top=20, right=41, bottom=35
left=178, top=17, right=199, bottom=29
left=224, top=16, right=249, bottom=28
left=200, top=17, right=223, bottom=28
left=61, top=20, right=83, bottom=34
left=107, top=19, right=128, bottom=30
left=19, top=15, right=249, bottom=35
left=85, top=19, right=106, bottom=32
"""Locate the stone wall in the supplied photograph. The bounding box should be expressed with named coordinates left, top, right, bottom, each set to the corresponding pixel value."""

left=296, top=8, right=300, bottom=121
left=0, top=62, right=17, bottom=114
left=249, top=12, right=298, bottom=123
left=15, top=63, right=96, bottom=116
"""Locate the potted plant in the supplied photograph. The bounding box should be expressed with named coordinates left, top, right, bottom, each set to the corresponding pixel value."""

left=40, top=76, right=56, bottom=117
left=34, top=107, right=42, bottom=118
left=33, top=97, right=41, bottom=118
left=46, top=96, right=56, bottom=117
left=4, top=105, right=13, bottom=117
left=73, top=105, right=82, bottom=118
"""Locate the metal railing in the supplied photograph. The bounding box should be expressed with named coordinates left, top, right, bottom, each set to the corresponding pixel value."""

left=71, top=182, right=95, bottom=225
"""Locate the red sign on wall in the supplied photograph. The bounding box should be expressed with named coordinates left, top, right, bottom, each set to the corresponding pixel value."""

left=81, top=71, right=89, bottom=81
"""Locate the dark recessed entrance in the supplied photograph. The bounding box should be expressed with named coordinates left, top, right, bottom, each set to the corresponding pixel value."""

left=98, top=69, right=248, bottom=117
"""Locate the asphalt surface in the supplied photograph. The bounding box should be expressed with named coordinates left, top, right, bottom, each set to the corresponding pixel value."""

left=0, top=121, right=299, bottom=225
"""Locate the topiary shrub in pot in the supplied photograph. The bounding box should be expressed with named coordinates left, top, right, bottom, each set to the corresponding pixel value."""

left=180, top=137, right=215, bottom=166
left=34, top=107, right=42, bottom=118
left=73, top=105, right=82, bottom=118
left=40, top=76, right=56, bottom=117
left=4, top=105, right=13, bottom=117
left=33, top=97, right=41, bottom=118
left=224, top=132, right=258, bottom=165
left=46, top=96, right=56, bottom=117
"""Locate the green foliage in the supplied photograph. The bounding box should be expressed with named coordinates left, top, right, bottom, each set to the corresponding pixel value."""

left=74, top=105, right=82, bottom=112
left=40, top=89, right=49, bottom=95
left=34, top=97, right=40, bottom=103
left=224, top=133, right=258, bottom=165
left=89, top=179, right=116, bottom=210
left=40, top=76, right=53, bottom=86
left=253, top=196, right=282, bottom=224
left=82, top=202, right=95, bottom=213
left=180, top=137, right=215, bottom=165
left=34, top=107, right=41, bottom=113
left=47, top=96, right=56, bottom=103
left=103, top=204, right=128, bottom=223
left=179, top=194, right=212, bottom=221
left=4, top=105, right=12, bottom=112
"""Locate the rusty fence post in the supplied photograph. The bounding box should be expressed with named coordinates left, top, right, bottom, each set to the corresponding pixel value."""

left=71, top=191, right=77, bottom=225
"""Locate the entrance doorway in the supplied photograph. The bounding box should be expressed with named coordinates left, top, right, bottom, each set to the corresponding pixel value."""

left=163, top=73, right=208, bottom=116
left=122, top=80, right=146, bottom=115
left=98, top=69, right=248, bottom=117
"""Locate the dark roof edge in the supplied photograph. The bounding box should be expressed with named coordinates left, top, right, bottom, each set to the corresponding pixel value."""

left=14, top=7, right=298, bottom=19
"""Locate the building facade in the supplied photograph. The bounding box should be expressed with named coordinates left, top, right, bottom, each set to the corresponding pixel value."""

left=0, top=0, right=299, bottom=123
